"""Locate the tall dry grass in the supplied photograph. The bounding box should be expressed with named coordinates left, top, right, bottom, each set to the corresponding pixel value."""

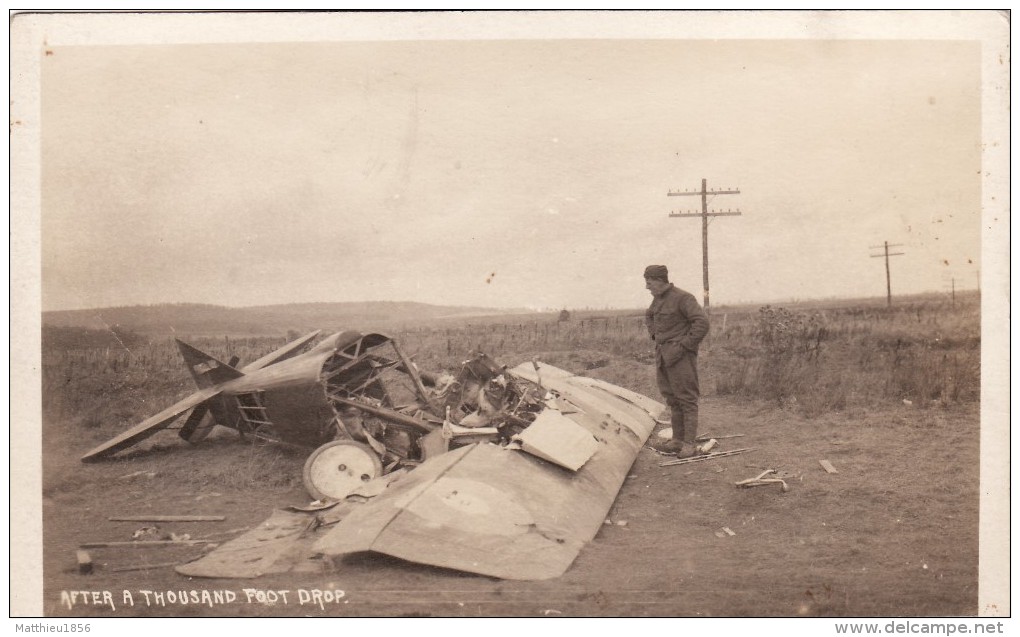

left=710, top=298, right=980, bottom=415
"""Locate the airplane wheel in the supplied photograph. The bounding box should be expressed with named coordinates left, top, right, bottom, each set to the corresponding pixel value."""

left=302, top=440, right=383, bottom=501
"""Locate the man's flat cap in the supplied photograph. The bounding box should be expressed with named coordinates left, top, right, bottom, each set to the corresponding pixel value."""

left=644, top=264, right=669, bottom=280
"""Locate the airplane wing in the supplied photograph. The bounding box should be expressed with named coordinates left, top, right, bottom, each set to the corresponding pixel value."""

left=242, top=330, right=322, bottom=372
left=313, top=363, right=660, bottom=580
left=80, top=386, right=222, bottom=462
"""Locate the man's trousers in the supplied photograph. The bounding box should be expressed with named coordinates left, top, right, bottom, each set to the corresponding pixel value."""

left=656, top=350, right=700, bottom=443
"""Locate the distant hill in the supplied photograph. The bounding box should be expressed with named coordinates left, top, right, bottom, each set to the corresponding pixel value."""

left=41, top=301, right=532, bottom=337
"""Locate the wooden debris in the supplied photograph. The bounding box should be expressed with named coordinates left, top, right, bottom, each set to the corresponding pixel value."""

left=722, top=527, right=736, bottom=536
left=738, top=478, right=790, bottom=492
left=79, top=540, right=217, bottom=549
left=118, top=470, right=156, bottom=480
left=714, top=531, right=726, bottom=538
left=819, top=459, right=839, bottom=474
left=696, top=433, right=745, bottom=441
left=658, top=447, right=754, bottom=467
left=109, top=515, right=225, bottom=522
left=697, top=439, right=719, bottom=454
left=76, top=550, right=93, bottom=575
left=108, top=561, right=179, bottom=573
left=735, top=469, right=789, bottom=492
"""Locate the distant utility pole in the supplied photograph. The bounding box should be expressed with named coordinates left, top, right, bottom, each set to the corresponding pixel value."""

left=869, top=241, right=905, bottom=307
left=667, top=178, right=742, bottom=312
left=942, top=275, right=956, bottom=307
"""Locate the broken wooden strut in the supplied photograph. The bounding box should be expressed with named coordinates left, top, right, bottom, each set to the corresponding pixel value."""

left=657, top=447, right=754, bottom=467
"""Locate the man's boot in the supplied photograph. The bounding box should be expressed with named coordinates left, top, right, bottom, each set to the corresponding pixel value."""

left=651, top=438, right=685, bottom=454
left=651, top=410, right=685, bottom=454
left=675, top=406, right=700, bottom=458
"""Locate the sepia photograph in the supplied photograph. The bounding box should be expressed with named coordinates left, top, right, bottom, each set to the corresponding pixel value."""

left=10, top=9, right=1010, bottom=625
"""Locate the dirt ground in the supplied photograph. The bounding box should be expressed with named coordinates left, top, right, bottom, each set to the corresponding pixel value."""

left=41, top=394, right=980, bottom=618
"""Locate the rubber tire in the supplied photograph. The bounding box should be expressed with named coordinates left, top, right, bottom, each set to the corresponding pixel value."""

left=302, top=440, right=383, bottom=501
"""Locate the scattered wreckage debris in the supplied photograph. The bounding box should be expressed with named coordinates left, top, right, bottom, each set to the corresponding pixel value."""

left=658, top=447, right=755, bottom=467
left=83, top=329, right=663, bottom=581
left=735, top=469, right=790, bottom=493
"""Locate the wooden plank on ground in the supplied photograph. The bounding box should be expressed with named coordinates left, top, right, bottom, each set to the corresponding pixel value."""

left=108, top=515, right=226, bottom=522
left=79, top=540, right=217, bottom=548
left=108, top=561, right=180, bottom=573
left=819, top=459, right=839, bottom=474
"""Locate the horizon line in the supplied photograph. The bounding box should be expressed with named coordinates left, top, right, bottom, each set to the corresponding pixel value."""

left=41, top=287, right=980, bottom=315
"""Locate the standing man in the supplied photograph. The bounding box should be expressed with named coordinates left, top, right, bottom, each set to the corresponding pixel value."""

left=644, top=265, right=710, bottom=457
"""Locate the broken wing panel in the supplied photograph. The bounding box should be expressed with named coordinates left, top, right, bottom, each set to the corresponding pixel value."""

left=176, top=509, right=317, bottom=578
left=509, top=362, right=661, bottom=440
left=80, top=387, right=222, bottom=462
left=314, top=364, right=658, bottom=580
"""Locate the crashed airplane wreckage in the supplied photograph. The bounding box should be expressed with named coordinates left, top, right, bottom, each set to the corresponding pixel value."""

left=83, top=330, right=661, bottom=580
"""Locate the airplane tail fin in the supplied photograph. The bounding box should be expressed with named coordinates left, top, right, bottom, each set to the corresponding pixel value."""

left=176, top=339, right=244, bottom=389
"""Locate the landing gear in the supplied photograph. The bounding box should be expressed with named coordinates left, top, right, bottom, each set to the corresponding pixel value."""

left=252, top=423, right=281, bottom=448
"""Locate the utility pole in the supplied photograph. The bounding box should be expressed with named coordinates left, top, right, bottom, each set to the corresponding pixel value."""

left=869, top=241, right=904, bottom=307
left=667, top=178, right=742, bottom=312
left=942, top=275, right=956, bottom=307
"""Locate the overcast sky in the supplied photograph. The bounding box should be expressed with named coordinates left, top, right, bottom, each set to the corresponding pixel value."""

left=39, top=22, right=986, bottom=312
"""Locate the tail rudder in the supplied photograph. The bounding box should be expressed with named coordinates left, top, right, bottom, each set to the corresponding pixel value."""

left=176, top=339, right=244, bottom=389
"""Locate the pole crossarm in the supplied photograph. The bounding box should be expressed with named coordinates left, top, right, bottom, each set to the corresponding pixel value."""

left=670, top=211, right=743, bottom=218
left=871, top=240, right=905, bottom=307
left=665, top=178, right=743, bottom=313
left=668, top=189, right=741, bottom=196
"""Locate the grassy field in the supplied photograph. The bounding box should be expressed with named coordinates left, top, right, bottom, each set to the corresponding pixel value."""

left=39, top=292, right=983, bottom=616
